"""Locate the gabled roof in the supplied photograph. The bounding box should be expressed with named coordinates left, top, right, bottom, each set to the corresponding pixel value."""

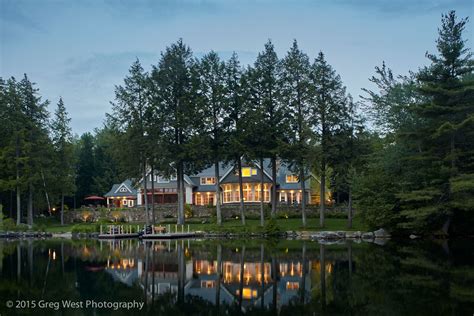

left=220, top=161, right=273, bottom=184
left=104, top=179, right=137, bottom=197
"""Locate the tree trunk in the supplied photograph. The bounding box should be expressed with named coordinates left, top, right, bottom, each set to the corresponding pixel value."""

left=177, top=163, right=182, bottom=225
left=177, top=243, right=185, bottom=303
left=16, top=186, right=21, bottom=225
left=237, top=157, right=245, bottom=225
left=271, top=157, right=277, bottom=218
left=179, top=165, right=186, bottom=225
left=260, top=157, right=265, bottom=227
left=27, top=182, right=33, bottom=227
left=301, top=242, right=307, bottom=304
left=320, top=244, right=326, bottom=310
left=260, top=243, right=265, bottom=309
left=60, top=194, right=64, bottom=226
left=41, top=170, right=51, bottom=216
left=143, top=161, right=149, bottom=226
left=272, top=256, right=278, bottom=312
left=320, top=164, right=326, bottom=228
left=238, top=245, right=245, bottom=311
left=347, top=186, right=353, bottom=229
left=215, top=161, right=222, bottom=225
left=216, top=244, right=222, bottom=309
left=300, top=166, right=306, bottom=227
left=151, top=165, right=155, bottom=225
left=16, top=135, right=21, bottom=225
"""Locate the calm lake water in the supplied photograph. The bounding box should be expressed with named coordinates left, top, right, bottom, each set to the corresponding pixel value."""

left=0, top=238, right=473, bottom=315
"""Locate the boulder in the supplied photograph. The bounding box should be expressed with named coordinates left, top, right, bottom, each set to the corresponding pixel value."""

left=346, top=231, right=361, bottom=239
left=374, top=228, right=391, bottom=238
left=361, top=232, right=374, bottom=241
left=374, top=238, right=388, bottom=246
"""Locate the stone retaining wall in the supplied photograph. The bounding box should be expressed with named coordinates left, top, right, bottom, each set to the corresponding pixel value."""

left=63, top=203, right=347, bottom=223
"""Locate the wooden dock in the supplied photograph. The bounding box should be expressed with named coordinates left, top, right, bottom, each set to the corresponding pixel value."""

left=98, top=225, right=140, bottom=240
left=141, top=232, right=196, bottom=240
left=98, top=233, right=139, bottom=240
left=141, top=224, right=196, bottom=240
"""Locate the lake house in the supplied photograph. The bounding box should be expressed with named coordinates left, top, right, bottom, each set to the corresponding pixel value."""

left=104, top=159, right=329, bottom=207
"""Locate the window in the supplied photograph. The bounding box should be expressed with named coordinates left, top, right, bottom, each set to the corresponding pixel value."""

left=119, top=187, right=128, bottom=192
left=223, top=184, right=232, bottom=203
left=157, top=176, right=170, bottom=183
left=200, top=177, right=216, bottom=185
left=286, top=174, right=299, bottom=183
left=286, top=282, right=299, bottom=291
left=243, top=184, right=252, bottom=201
left=122, top=199, right=128, bottom=206
left=201, top=281, right=215, bottom=288
left=242, top=168, right=257, bottom=177
left=196, top=193, right=214, bottom=205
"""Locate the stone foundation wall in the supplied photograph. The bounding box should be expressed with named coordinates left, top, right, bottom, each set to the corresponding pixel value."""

left=64, top=203, right=346, bottom=223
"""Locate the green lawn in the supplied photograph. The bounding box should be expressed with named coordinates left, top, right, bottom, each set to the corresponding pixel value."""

left=186, top=217, right=367, bottom=232
left=30, top=216, right=367, bottom=233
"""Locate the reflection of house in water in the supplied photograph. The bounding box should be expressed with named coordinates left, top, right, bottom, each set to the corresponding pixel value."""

left=189, top=258, right=327, bottom=309
left=105, top=257, right=138, bottom=286
left=103, top=243, right=336, bottom=311
left=139, top=250, right=193, bottom=296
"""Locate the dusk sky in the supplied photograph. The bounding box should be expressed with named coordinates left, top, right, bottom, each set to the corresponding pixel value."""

left=1, top=0, right=472, bottom=135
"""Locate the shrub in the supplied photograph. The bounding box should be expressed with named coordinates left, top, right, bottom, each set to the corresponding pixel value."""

left=71, top=224, right=97, bottom=234
left=263, top=218, right=281, bottom=235
left=33, top=223, right=47, bottom=232
left=81, top=210, right=93, bottom=222
left=185, top=204, right=193, bottom=218
left=1, top=218, right=16, bottom=231
left=110, top=211, right=125, bottom=222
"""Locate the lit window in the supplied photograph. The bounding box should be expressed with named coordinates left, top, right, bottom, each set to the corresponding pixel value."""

left=200, top=177, right=216, bottom=185
left=286, top=174, right=299, bottom=183
left=201, top=281, right=215, bottom=288
left=242, top=167, right=258, bottom=177
left=286, top=282, right=299, bottom=290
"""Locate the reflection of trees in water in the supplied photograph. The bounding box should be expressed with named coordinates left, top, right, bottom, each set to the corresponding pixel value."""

left=0, top=239, right=473, bottom=315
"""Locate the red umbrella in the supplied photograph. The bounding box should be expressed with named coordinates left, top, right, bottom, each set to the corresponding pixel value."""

left=84, top=196, right=105, bottom=200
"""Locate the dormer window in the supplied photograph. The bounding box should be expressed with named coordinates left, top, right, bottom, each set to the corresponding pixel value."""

left=201, top=177, right=216, bottom=185
left=286, top=174, right=299, bottom=183
left=241, top=167, right=257, bottom=177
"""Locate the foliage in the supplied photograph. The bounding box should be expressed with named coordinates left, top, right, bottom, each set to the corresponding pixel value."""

left=356, top=11, right=474, bottom=234
left=184, top=204, right=193, bottom=218
left=263, top=217, right=282, bottom=235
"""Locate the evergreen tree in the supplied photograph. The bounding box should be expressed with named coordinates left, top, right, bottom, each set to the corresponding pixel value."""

left=198, top=51, right=228, bottom=225
left=252, top=40, right=284, bottom=218
left=310, top=52, right=349, bottom=227
left=112, top=59, right=151, bottom=225
left=18, top=74, right=50, bottom=227
left=75, top=133, right=96, bottom=203
left=280, top=40, right=312, bottom=226
left=223, top=53, right=248, bottom=225
left=398, top=11, right=474, bottom=232
left=51, top=98, right=75, bottom=225
left=149, top=39, right=201, bottom=225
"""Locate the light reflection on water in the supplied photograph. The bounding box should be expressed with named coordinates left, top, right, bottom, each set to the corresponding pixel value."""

left=0, top=238, right=473, bottom=315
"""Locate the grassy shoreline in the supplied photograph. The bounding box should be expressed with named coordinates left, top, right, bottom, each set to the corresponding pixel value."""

left=13, top=217, right=367, bottom=234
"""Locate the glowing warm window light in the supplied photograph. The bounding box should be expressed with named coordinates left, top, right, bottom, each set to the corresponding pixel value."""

left=286, top=282, right=299, bottom=290
left=286, top=174, right=299, bottom=183
left=242, top=168, right=256, bottom=177
left=200, top=177, right=216, bottom=185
